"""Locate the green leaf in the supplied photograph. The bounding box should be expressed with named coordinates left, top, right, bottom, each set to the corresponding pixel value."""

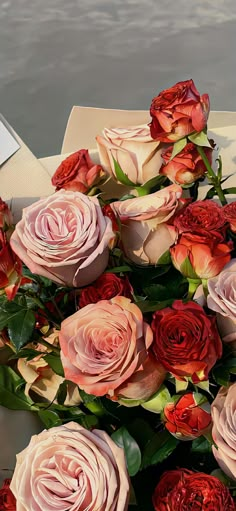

left=142, top=174, right=167, bottom=190
left=8, top=309, right=35, bottom=350
left=79, top=389, right=98, bottom=404
left=212, top=366, right=230, bottom=386
left=157, top=249, right=172, bottom=266
left=169, top=138, right=187, bottom=160
left=0, top=365, right=38, bottom=411
left=188, top=130, right=211, bottom=147
left=136, top=299, right=174, bottom=313
left=142, top=430, right=179, bottom=469
left=56, top=381, right=68, bottom=405
left=105, top=265, right=132, bottom=274
left=44, top=353, right=64, bottom=377
left=38, top=409, right=62, bottom=428
left=222, top=187, right=236, bottom=195
left=191, top=436, right=212, bottom=453
left=111, top=426, right=142, bottom=476
left=141, top=385, right=171, bottom=413
left=112, top=157, right=136, bottom=186
left=205, top=187, right=216, bottom=200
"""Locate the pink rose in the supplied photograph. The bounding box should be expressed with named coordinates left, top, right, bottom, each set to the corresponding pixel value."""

left=96, top=124, right=162, bottom=185
left=10, top=190, right=114, bottom=287
left=112, top=184, right=182, bottom=265
left=211, top=383, right=236, bottom=480
left=10, top=422, right=130, bottom=511
left=60, top=296, right=166, bottom=399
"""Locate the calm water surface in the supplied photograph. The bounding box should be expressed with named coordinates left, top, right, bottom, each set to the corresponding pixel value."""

left=0, top=0, right=236, bottom=155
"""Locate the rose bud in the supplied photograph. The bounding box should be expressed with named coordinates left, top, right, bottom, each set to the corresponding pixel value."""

left=0, top=198, right=13, bottom=232
left=151, top=300, right=222, bottom=383
left=170, top=231, right=232, bottom=280
left=60, top=296, right=166, bottom=400
left=160, top=142, right=212, bottom=185
left=51, top=149, right=106, bottom=193
left=10, top=422, right=130, bottom=511
left=152, top=469, right=235, bottom=511
left=10, top=190, right=114, bottom=288
left=112, top=184, right=182, bottom=265
left=0, top=231, right=24, bottom=300
left=223, top=201, right=236, bottom=232
left=212, top=383, right=236, bottom=480
left=0, top=479, right=16, bottom=511
left=173, top=199, right=226, bottom=236
left=150, top=79, right=210, bottom=142
left=96, top=124, right=163, bottom=185
left=79, top=272, right=133, bottom=308
left=163, top=392, right=212, bottom=440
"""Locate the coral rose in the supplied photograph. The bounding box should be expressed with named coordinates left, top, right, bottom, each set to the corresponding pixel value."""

left=173, top=199, right=226, bottom=236
left=150, top=79, right=210, bottom=142
left=223, top=201, right=236, bottom=232
left=10, top=422, right=130, bottom=511
left=151, top=300, right=222, bottom=382
left=160, top=142, right=212, bottom=185
left=79, top=272, right=133, bottom=308
left=51, top=149, right=105, bottom=193
left=10, top=190, right=114, bottom=288
left=112, top=184, right=182, bottom=265
left=60, top=296, right=166, bottom=399
left=96, top=124, right=162, bottom=185
left=212, top=383, right=236, bottom=480
left=170, top=231, right=232, bottom=280
left=153, top=469, right=235, bottom=511
left=163, top=392, right=212, bottom=440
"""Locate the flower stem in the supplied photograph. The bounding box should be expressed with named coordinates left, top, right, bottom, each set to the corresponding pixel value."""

left=187, top=278, right=201, bottom=300
left=196, top=146, right=227, bottom=206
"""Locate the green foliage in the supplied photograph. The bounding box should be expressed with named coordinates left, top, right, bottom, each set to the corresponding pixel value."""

left=112, top=426, right=142, bottom=476
left=0, top=366, right=38, bottom=411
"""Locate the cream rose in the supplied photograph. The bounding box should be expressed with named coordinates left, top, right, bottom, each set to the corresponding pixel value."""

left=10, top=190, right=114, bottom=287
left=59, top=296, right=166, bottom=399
left=10, top=422, right=130, bottom=511
left=111, top=184, right=182, bottom=264
left=96, top=124, right=162, bottom=185
left=211, top=383, right=236, bottom=480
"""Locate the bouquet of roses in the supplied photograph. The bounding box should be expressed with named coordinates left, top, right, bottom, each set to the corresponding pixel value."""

left=1, top=79, right=236, bottom=510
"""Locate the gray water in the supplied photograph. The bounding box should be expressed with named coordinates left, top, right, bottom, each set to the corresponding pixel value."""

left=1, top=0, right=236, bottom=156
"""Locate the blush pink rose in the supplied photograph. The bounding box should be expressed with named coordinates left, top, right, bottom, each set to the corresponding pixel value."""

left=96, top=124, right=163, bottom=185
left=211, top=383, right=236, bottom=480
left=59, top=296, right=166, bottom=399
left=10, top=190, right=114, bottom=287
left=10, top=422, right=130, bottom=511
left=111, top=184, right=182, bottom=265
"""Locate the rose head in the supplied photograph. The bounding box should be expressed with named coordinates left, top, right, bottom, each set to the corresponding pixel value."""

left=10, top=190, right=114, bottom=288
left=150, top=79, right=210, bottom=142
left=170, top=231, right=232, bottom=280
left=112, top=184, right=182, bottom=265
left=0, top=231, right=24, bottom=300
left=163, top=392, right=212, bottom=440
left=173, top=199, right=226, bottom=235
left=153, top=469, right=235, bottom=511
left=207, top=259, right=236, bottom=322
left=96, top=124, right=163, bottom=185
left=0, top=479, right=16, bottom=511
left=223, top=201, right=236, bottom=232
left=51, top=149, right=105, bottom=193
left=212, top=383, right=236, bottom=480
left=151, top=300, right=222, bottom=383
left=10, top=422, right=130, bottom=511
left=79, top=272, right=133, bottom=308
left=160, top=143, right=212, bottom=185
left=60, top=296, right=166, bottom=399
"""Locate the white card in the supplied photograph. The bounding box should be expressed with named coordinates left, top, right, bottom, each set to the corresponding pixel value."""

left=0, top=118, right=20, bottom=166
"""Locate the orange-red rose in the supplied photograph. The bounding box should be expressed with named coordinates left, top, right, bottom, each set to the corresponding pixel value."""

left=0, top=231, right=24, bottom=300
left=160, top=143, right=212, bottom=185
left=0, top=479, right=16, bottom=511
left=151, top=300, right=222, bottom=383
left=79, top=273, right=133, bottom=308
left=152, top=469, right=235, bottom=511
left=51, top=149, right=105, bottom=193
left=170, top=231, right=232, bottom=280
left=223, top=201, right=236, bottom=233
left=163, top=392, right=211, bottom=440
left=150, top=79, right=210, bottom=142
left=173, top=200, right=226, bottom=236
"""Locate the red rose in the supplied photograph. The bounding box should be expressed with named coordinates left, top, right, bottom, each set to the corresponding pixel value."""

left=0, top=198, right=13, bottom=232
left=223, top=201, right=236, bottom=233
left=150, top=79, right=210, bottom=142
left=170, top=231, right=232, bottom=279
left=163, top=392, right=211, bottom=440
left=51, top=149, right=105, bottom=193
left=79, top=273, right=133, bottom=308
left=0, top=479, right=16, bottom=511
left=153, top=469, right=235, bottom=511
left=0, top=231, right=24, bottom=300
left=160, top=143, right=212, bottom=185
left=151, top=300, right=222, bottom=382
left=174, top=200, right=226, bottom=235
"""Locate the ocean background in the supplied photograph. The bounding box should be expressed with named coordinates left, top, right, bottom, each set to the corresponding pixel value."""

left=0, top=0, right=236, bottom=156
